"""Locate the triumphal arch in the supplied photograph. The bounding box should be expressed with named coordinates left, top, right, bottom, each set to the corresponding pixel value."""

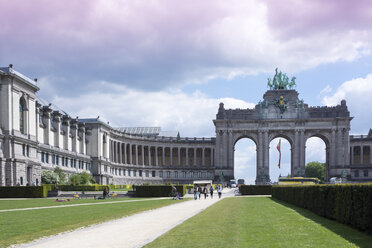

left=213, top=69, right=352, bottom=184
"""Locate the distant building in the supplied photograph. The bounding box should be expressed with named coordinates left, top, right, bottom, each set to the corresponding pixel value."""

left=0, top=65, right=371, bottom=185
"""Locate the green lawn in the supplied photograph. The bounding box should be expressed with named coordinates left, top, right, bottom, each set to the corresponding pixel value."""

left=0, top=197, right=145, bottom=210
left=0, top=198, right=185, bottom=248
left=145, top=197, right=372, bottom=248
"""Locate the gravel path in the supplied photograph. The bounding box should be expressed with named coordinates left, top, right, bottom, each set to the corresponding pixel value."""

left=17, top=190, right=233, bottom=248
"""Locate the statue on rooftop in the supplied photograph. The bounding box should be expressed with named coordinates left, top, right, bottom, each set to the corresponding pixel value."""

left=267, top=68, right=296, bottom=90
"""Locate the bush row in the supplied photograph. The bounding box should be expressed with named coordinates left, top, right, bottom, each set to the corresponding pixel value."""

left=239, top=185, right=272, bottom=195
left=272, top=184, right=372, bottom=234
left=135, top=185, right=187, bottom=197
left=0, top=186, right=48, bottom=198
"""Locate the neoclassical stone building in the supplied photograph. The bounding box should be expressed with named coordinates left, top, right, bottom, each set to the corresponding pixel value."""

left=0, top=65, right=371, bottom=185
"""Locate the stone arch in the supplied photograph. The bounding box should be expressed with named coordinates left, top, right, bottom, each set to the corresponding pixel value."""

left=305, top=132, right=331, bottom=181
left=233, top=134, right=258, bottom=184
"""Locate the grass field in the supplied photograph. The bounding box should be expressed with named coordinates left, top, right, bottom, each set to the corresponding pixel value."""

left=0, top=197, right=144, bottom=210
left=0, top=198, right=185, bottom=248
left=145, top=197, right=372, bottom=248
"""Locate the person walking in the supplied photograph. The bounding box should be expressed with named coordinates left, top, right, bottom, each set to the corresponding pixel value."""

left=218, top=185, right=222, bottom=199
left=198, top=186, right=202, bottom=199
left=203, top=187, right=207, bottom=199
left=209, top=185, right=214, bottom=199
left=193, top=185, right=198, bottom=200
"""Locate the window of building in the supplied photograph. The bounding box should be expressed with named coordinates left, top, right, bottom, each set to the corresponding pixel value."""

left=159, top=171, right=163, bottom=178
left=198, top=172, right=201, bottom=178
left=152, top=171, right=156, bottom=177
left=355, top=170, right=359, bottom=177
left=174, top=171, right=178, bottom=178
left=119, top=169, right=121, bottom=176
left=190, top=171, right=194, bottom=178
left=166, top=171, right=170, bottom=178
left=62, top=157, right=64, bottom=166
left=41, top=152, right=45, bottom=163
left=128, top=170, right=131, bottom=177
left=115, top=168, right=118, bottom=175
left=52, top=154, right=55, bottom=165
left=70, top=158, right=73, bottom=167
left=20, top=176, right=23, bottom=186
left=45, top=153, right=49, bottom=163
left=74, top=159, right=76, bottom=168
left=39, top=113, right=44, bottom=126
left=19, top=98, right=26, bottom=134
left=123, top=169, right=126, bottom=176
left=133, top=170, right=137, bottom=177
left=182, top=171, right=186, bottom=178
left=56, top=156, right=59, bottom=165
left=26, top=145, right=29, bottom=157
left=104, top=165, right=107, bottom=172
left=207, top=172, right=211, bottom=178
left=364, top=170, right=368, bottom=177
left=139, top=170, right=142, bottom=177
left=22, top=144, right=26, bottom=156
left=145, top=170, right=149, bottom=177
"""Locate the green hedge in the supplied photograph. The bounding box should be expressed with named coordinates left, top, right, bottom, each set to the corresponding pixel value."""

left=0, top=186, right=48, bottom=198
left=135, top=185, right=187, bottom=197
left=272, top=184, right=372, bottom=234
left=56, top=184, right=107, bottom=191
left=109, top=184, right=132, bottom=190
left=239, top=185, right=272, bottom=195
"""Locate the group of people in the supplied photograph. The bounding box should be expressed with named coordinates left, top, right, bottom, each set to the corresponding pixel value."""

left=193, top=185, right=222, bottom=200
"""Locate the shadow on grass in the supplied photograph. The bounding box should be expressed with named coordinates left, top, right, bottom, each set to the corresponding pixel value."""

left=270, top=198, right=372, bottom=248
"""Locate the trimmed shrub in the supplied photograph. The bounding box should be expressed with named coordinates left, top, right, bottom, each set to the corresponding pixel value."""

left=57, top=184, right=107, bottom=191
left=135, top=185, right=187, bottom=197
left=0, top=186, right=48, bottom=198
left=239, top=185, right=272, bottom=195
left=272, top=184, right=372, bottom=234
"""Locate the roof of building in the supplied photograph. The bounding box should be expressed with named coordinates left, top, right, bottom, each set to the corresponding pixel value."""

left=0, top=66, right=39, bottom=91
left=116, top=127, right=161, bottom=135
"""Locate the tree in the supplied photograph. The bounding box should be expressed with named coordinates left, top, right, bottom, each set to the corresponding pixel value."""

left=54, top=167, right=66, bottom=184
left=41, top=170, right=59, bottom=184
left=79, top=171, right=95, bottom=185
left=305, top=161, right=325, bottom=183
left=68, top=172, right=95, bottom=185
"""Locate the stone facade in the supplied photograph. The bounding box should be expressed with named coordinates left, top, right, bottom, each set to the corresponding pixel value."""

left=214, top=89, right=353, bottom=184
left=0, top=65, right=371, bottom=185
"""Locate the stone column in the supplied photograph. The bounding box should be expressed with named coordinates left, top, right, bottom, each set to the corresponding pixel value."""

left=360, top=145, right=364, bottom=165
left=256, top=130, right=263, bottom=183
left=148, top=146, right=151, bottom=166
left=330, top=128, right=336, bottom=169
left=202, top=148, right=205, bottom=166
left=193, top=148, right=197, bottom=166
left=293, top=129, right=300, bottom=176
left=170, top=147, right=173, bottom=166
left=141, top=145, right=145, bottom=166
left=178, top=147, right=181, bottom=166
left=129, top=144, right=132, bottom=164
left=155, top=146, right=159, bottom=166
left=162, top=146, right=165, bottom=166
left=186, top=148, right=189, bottom=166
left=351, top=146, right=354, bottom=165
left=118, top=142, right=122, bottom=164
left=80, top=125, right=86, bottom=155
left=228, top=131, right=234, bottom=169
left=263, top=131, right=270, bottom=179
left=124, top=143, right=127, bottom=164
left=135, top=145, right=138, bottom=165
left=299, top=130, right=306, bottom=175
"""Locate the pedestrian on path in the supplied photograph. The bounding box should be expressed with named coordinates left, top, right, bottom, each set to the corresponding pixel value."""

left=218, top=186, right=222, bottom=199
left=193, top=185, right=198, bottom=200
left=203, top=187, right=207, bottom=199
left=209, top=185, right=214, bottom=199
left=198, top=186, right=202, bottom=199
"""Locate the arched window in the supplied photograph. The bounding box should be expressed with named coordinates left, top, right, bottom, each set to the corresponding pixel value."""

left=19, top=98, right=27, bottom=134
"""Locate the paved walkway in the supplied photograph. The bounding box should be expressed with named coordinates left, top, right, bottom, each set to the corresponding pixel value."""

left=18, top=189, right=235, bottom=248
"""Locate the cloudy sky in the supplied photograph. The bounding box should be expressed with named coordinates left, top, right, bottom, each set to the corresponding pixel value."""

left=2, top=0, right=372, bottom=183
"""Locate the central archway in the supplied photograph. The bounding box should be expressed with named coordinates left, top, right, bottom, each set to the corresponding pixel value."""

left=234, top=137, right=257, bottom=185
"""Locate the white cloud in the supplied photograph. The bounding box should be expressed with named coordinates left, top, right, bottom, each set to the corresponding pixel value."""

left=322, top=74, right=372, bottom=133
left=46, top=81, right=255, bottom=137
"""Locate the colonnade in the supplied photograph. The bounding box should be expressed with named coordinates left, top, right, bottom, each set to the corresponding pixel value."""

left=350, top=145, right=372, bottom=165
left=108, top=140, right=214, bottom=167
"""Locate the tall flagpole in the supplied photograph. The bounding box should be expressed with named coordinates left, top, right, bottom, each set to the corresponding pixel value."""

left=277, top=139, right=281, bottom=169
